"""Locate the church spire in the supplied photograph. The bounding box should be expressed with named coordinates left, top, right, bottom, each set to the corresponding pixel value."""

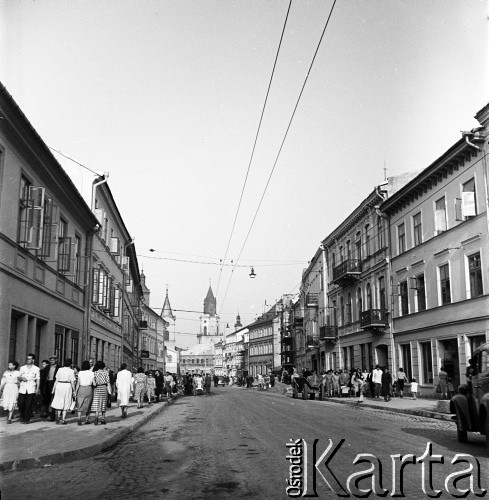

left=161, top=285, right=175, bottom=321
left=203, top=285, right=216, bottom=316
left=234, top=311, right=242, bottom=330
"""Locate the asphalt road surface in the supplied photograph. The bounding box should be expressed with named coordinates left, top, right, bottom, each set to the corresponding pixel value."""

left=2, top=387, right=488, bottom=500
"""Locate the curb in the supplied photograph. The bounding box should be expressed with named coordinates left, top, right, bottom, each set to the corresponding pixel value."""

left=312, top=396, right=454, bottom=422
left=0, top=400, right=171, bottom=472
left=249, top=387, right=454, bottom=422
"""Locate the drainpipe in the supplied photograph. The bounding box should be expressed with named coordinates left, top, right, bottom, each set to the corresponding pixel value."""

left=462, top=131, right=489, bottom=233
left=85, top=173, right=109, bottom=361
left=91, top=172, right=109, bottom=211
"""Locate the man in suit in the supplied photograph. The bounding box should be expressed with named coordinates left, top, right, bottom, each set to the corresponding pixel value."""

left=40, top=355, right=59, bottom=421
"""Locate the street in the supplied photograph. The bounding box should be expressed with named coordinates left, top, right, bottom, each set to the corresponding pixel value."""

left=1, top=387, right=488, bottom=500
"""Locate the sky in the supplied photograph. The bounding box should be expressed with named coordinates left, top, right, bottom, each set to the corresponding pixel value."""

left=1, top=0, right=488, bottom=348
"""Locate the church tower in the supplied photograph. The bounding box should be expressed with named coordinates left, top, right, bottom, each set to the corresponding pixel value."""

left=198, top=285, right=220, bottom=344
left=160, top=286, right=176, bottom=348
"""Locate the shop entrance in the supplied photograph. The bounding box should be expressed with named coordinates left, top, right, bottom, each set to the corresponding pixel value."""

left=439, top=338, right=460, bottom=393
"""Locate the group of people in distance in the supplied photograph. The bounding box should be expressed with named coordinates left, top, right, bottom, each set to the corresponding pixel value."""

left=0, top=353, right=178, bottom=425
left=290, top=365, right=419, bottom=402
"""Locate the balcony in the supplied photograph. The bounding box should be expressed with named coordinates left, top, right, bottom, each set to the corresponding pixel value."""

left=360, top=309, right=388, bottom=332
left=332, top=259, right=361, bottom=286
left=281, top=353, right=295, bottom=366
left=281, top=346, right=294, bottom=355
left=139, top=320, right=148, bottom=329
left=306, top=293, right=319, bottom=308
left=319, top=325, right=338, bottom=341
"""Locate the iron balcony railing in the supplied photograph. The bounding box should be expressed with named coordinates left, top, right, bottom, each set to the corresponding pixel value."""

left=332, top=259, right=361, bottom=283
left=360, top=309, right=388, bottom=329
left=319, top=325, right=338, bottom=340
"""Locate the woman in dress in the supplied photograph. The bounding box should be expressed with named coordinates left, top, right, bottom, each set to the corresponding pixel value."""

left=116, top=363, right=132, bottom=419
left=381, top=367, right=393, bottom=402
left=146, top=371, right=156, bottom=404
left=438, top=365, right=449, bottom=399
left=51, top=358, right=76, bottom=425
left=133, top=367, right=147, bottom=409
left=0, top=361, right=20, bottom=423
left=75, top=360, right=94, bottom=425
left=154, top=370, right=164, bottom=402
left=91, top=360, right=111, bottom=425
left=331, top=370, right=340, bottom=397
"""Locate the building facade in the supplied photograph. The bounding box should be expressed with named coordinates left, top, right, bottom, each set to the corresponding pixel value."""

left=0, top=84, right=99, bottom=373
left=381, top=105, right=489, bottom=394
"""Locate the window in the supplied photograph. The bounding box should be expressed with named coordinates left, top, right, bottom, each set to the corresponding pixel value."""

left=70, top=334, right=79, bottom=366
left=398, top=223, right=406, bottom=254
left=377, top=216, right=384, bottom=250
left=57, top=217, right=71, bottom=273
left=356, top=288, right=362, bottom=321
left=365, top=224, right=370, bottom=257
left=331, top=252, right=336, bottom=271
left=54, top=325, right=64, bottom=365
left=340, top=297, right=345, bottom=326
left=73, top=235, right=82, bottom=285
left=18, top=180, right=46, bottom=250
left=346, top=241, right=351, bottom=260
left=355, top=234, right=362, bottom=262
left=366, top=283, right=372, bottom=310
left=400, top=281, right=409, bottom=315
left=413, top=213, right=422, bottom=246
left=468, top=252, right=483, bottom=298
left=439, top=264, right=451, bottom=305
left=420, top=342, right=433, bottom=384
left=378, top=277, right=386, bottom=312
left=435, top=197, right=447, bottom=234
left=346, top=293, right=352, bottom=324
left=415, top=274, right=426, bottom=312
left=92, top=267, right=100, bottom=304
left=462, top=178, right=477, bottom=219
left=40, top=197, right=57, bottom=259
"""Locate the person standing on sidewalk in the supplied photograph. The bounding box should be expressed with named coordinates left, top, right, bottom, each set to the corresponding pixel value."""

left=51, top=358, right=76, bottom=425
left=381, top=367, right=392, bottom=402
left=116, top=363, right=132, bottom=419
left=396, top=368, right=408, bottom=398
left=91, top=361, right=111, bottom=425
left=0, top=361, right=20, bottom=423
left=134, top=368, right=148, bottom=408
left=17, top=353, right=40, bottom=424
left=371, top=365, right=383, bottom=399
left=40, top=355, right=59, bottom=421
left=75, top=360, right=94, bottom=425
left=163, top=371, right=173, bottom=402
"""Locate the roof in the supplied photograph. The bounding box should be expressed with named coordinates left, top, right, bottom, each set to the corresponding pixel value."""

left=161, top=287, right=175, bottom=321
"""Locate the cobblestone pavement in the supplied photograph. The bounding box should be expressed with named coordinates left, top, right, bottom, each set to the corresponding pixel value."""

left=1, top=388, right=487, bottom=500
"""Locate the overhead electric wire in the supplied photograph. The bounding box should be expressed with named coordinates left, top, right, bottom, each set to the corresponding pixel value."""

left=215, top=0, right=293, bottom=299
left=219, top=0, right=338, bottom=314
left=48, top=146, right=102, bottom=176
left=138, top=253, right=305, bottom=267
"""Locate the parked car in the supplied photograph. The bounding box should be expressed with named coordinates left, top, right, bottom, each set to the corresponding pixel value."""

left=450, top=342, right=489, bottom=447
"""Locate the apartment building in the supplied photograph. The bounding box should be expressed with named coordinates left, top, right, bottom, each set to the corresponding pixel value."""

left=381, top=104, right=489, bottom=394
left=0, top=84, right=98, bottom=372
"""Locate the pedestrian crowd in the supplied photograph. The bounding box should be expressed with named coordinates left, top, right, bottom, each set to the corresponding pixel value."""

left=0, top=353, right=179, bottom=425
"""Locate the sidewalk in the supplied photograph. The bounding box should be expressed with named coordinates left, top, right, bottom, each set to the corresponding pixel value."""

left=0, top=399, right=172, bottom=471
left=264, top=382, right=454, bottom=422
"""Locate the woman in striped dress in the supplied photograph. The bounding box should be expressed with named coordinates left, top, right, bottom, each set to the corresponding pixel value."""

left=91, top=361, right=110, bottom=425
